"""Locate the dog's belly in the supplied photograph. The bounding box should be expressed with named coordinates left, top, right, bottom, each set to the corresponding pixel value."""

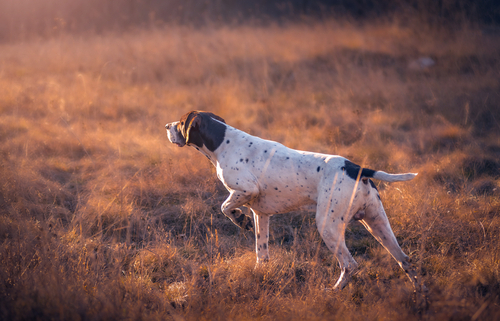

left=249, top=190, right=317, bottom=214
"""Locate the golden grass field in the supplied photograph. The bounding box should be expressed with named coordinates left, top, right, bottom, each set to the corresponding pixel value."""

left=1, top=18, right=499, bottom=320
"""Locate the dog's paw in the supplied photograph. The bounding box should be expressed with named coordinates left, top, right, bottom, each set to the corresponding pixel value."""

left=234, top=211, right=254, bottom=231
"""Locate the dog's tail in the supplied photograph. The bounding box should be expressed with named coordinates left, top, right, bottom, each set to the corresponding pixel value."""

left=343, top=160, right=417, bottom=183
left=372, top=171, right=417, bottom=182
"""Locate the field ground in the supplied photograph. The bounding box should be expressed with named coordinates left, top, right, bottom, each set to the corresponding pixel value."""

left=1, top=20, right=500, bottom=320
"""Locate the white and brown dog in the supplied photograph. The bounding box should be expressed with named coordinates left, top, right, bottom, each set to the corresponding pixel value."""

left=166, top=111, right=419, bottom=290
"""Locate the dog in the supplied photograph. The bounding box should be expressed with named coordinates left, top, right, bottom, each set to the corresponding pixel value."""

left=166, top=111, right=419, bottom=290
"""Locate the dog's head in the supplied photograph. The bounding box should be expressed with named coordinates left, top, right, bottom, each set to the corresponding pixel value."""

left=165, top=111, right=226, bottom=152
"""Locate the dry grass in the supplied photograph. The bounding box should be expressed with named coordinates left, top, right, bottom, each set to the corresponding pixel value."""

left=1, top=19, right=500, bottom=320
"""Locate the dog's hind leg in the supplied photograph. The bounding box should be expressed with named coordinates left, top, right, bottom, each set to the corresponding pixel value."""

left=359, top=198, right=420, bottom=289
left=315, top=208, right=358, bottom=290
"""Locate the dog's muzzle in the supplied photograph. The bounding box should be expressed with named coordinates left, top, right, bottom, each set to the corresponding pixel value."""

left=166, top=123, right=185, bottom=147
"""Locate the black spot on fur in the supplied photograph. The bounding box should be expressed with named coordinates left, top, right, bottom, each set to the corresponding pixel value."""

left=227, top=140, right=230, bottom=144
left=317, top=166, right=321, bottom=172
left=369, top=179, right=378, bottom=191
left=263, top=244, right=267, bottom=249
left=353, top=211, right=365, bottom=220
left=342, top=160, right=376, bottom=180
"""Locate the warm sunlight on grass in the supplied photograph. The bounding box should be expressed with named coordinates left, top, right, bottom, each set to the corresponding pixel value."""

left=1, top=12, right=500, bottom=320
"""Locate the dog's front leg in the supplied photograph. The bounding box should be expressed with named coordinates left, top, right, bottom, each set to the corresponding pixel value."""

left=221, top=191, right=254, bottom=230
left=251, top=209, right=270, bottom=264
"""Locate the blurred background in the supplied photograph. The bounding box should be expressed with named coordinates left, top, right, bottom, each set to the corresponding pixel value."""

left=1, top=0, right=500, bottom=42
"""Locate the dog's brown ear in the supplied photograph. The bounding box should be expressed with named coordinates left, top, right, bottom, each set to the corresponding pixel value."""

left=185, top=112, right=202, bottom=146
